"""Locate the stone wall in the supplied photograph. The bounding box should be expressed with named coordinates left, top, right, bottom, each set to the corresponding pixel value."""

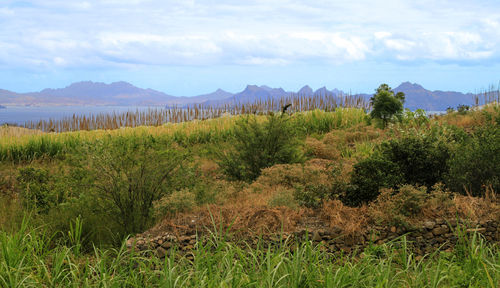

left=128, top=218, right=499, bottom=259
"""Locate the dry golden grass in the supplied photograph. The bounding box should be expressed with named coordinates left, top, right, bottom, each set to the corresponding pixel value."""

left=305, top=137, right=341, bottom=160
left=146, top=160, right=498, bottom=239
left=437, top=104, right=499, bottom=130
left=0, top=125, right=44, bottom=137
left=320, top=200, right=370, bottom=235
left=0, top=115, right=238, bottom=148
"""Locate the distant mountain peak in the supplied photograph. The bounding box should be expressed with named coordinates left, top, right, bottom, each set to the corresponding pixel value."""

left=314, top=86, right=329, bottom=95
left=395, top=81, right=424, bottom=91
left=298, top=85, right=313, bottom=95
left=244, top=84, right=260, bottom=91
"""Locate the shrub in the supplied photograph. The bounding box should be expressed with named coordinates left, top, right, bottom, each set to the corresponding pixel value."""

left=219, top=113, right=304, bottom=182
left=379, top=136, right=450, bottom=188
left=401, top=109, right=429, bottom=127
left=457, top=104, right=470, bottom=114
left=369, top=184, right=454, bottom=226
left=345, top=158, right=403, bottom=206
left=293, top=183, right=331, bottom=209
left=386, top=185, right=427, bottom=217
left=446, top=125, right=500, bottom=196
left=16, top=167, right=64, bottom=214
left=268, top=187, right=297, bottom=209
left=153, top=188, right=196, bottom=217
left=81, top=134, right=186, bottom=235
left=345, top=134, right=451, bottom=206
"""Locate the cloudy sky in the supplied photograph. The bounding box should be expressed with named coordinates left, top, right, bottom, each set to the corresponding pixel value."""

left=0, top=0, right=499, bottom=95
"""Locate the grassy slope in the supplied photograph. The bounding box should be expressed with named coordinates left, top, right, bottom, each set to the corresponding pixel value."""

left=1, top=106, right=499, bottom=287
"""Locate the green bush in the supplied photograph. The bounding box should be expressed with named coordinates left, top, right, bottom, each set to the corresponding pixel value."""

left=379, top=136, right=450, bottom=188
left=153, top=188, right=196, bottom=216
left=457, top=104, right=470, bottom=114
left=386, top=185, right=427, bottom=217
left=345, top=134, right=451, bottom=206
left=79, top=134, right=187, bottom=235
left=219, top=113, right=304, bottom=182
left=345, top=158, right=403, bottom=206
left=268, top=187, right=298, bottom=209
left=293, top=183, right=332, bottom=209
left=446, top=125, right=500, bottom=196
left=17, top=167, right=64, bottom=214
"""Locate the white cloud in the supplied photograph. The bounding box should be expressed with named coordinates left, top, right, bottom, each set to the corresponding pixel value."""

left=0, top=0, right=499, bottom=69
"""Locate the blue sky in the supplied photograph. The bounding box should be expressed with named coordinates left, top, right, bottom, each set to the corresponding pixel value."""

left=0, top=0, right=499, bottom=95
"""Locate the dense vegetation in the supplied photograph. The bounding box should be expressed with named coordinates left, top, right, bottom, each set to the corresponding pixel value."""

left=1, top=90, right=499, bottom=286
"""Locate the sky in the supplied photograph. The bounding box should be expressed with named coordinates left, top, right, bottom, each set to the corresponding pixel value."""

left=0, top=0, right=499, bottom=95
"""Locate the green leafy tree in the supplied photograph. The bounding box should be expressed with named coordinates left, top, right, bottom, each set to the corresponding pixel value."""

left=370, top=84, right=405, bottom=128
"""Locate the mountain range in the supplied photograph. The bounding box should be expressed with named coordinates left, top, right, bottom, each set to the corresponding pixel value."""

left=0, top=81, right=476, bottom=111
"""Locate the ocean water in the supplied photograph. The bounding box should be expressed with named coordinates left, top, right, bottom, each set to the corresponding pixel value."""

left=0, top=106, right=160, bottom=125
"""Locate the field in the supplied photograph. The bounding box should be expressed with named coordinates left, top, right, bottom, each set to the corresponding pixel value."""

left=0, top=96, right=499, bottom=287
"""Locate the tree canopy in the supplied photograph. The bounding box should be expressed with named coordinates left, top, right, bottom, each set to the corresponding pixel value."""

left=370, top=84, right=405, bottom=128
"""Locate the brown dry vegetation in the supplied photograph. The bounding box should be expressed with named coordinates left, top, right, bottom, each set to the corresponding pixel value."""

left=144, top=185, right=499, bottom=240
left=2, top=103, right=499, bottom=247
left=438, top=105, right=499, bottom=130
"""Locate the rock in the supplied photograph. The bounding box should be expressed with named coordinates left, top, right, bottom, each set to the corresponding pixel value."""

left=312, top=231, right=322, bottom=242
left=424, top=221, right=435, bottom=230
left=126, top=238, right=135, bottom=248
left=178, top=236, right=191, bottom=243
left=390, top=226, right=397, bottom=233
left=466, top=228, right=486, bottom=233
left=156, top=247, right=167, bottom=258
left=424, top=232, right=434, bottom=239
left=344, top=236, right=355, bottom=246
left=435, top=236, right=444, bottom=243
left=163, top=234, right=176, bottom=242
left=448, top=219, right=457, bottom=227
left=161, top=242, right=172, bottom=249
left=432, top=226, right=448, bottom=236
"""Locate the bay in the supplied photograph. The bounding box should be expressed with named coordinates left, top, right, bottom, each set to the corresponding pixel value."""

left=0, top=106, right=160, bottom=126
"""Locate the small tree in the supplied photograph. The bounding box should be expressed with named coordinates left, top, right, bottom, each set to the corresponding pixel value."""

left=84, top=134, right=186, bottom=235
left=219, top=113, right=304, bottom=182
left=370, top=84, right=405, bottom=128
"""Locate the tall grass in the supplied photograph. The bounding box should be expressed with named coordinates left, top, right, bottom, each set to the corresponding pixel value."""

left=1, top=108, right=367, bottom=163
left=0, top=218, right=498, bottom=287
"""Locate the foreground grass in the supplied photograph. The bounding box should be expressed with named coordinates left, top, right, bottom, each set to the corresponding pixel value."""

left=1, top=219, right=498, bottom=287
